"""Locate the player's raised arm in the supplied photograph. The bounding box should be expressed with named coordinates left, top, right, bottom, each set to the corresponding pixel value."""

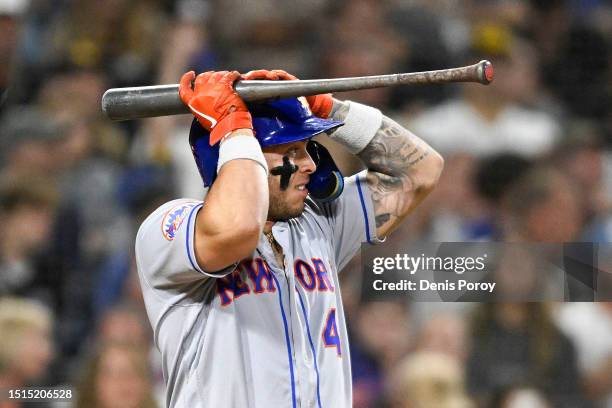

left=327, top=99, right=444, bottom=238
left=179, top=71, right=269, bottom=271
left=257, top=70, right=444, bottom=239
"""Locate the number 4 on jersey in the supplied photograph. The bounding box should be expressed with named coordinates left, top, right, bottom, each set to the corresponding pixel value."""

left=323, top=308, right=341, bottom=356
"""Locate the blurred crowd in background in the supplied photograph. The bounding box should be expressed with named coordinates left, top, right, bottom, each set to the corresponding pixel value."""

left=1, top=0, right=611, bottom=407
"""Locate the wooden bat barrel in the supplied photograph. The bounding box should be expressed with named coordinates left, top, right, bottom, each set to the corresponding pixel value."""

left=101, top=61, right=493, bottom=121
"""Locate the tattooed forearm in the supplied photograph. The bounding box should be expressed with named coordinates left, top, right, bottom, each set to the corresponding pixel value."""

left=329, top=99, right=443, bottom=236
left=367, top=168, right=422, bottom=229
left=358, top=116, right=430, bottom=176
left=367, top=172, right=415, bottom=228
left=330, top=99, right=430, bottom=175
left=375, top=214, right=391, bottom=227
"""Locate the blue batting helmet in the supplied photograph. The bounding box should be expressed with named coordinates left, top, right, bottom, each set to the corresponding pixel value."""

left=189, top=97, right=345, bottom=202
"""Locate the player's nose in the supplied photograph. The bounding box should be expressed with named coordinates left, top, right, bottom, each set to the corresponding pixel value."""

left=300, top=151, right=316, bottom=175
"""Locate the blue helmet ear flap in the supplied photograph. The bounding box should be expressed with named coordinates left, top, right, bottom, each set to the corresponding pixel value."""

left=306, top=140, right=344, bottom=203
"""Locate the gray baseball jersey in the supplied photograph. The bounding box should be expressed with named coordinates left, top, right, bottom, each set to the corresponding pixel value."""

left=135, top=170, right=380, bottom=407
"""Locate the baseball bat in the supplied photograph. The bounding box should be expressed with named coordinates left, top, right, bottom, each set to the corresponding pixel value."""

left=102, top=60, right=493, bottom=121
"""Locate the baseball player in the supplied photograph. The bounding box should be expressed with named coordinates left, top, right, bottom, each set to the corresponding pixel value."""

left=135, top=69, right=443, bottom=407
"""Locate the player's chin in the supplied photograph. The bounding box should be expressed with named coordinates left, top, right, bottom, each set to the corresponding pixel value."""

left=289, top=198, right=307, bottom=217
left=285, top=194, right=307, bottom=218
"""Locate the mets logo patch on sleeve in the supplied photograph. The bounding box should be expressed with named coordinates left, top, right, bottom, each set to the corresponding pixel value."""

left=161, top=201, right=199, bottom=241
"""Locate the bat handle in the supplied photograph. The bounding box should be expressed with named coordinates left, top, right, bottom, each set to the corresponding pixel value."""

left=100, top=80, right=322, bottom=120
left=100, top=81, right=288, bottom=120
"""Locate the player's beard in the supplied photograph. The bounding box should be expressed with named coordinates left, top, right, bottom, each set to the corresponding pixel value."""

left=267, top=193, right=306, bottom=221
left=267, top=181, right=307, bottom=221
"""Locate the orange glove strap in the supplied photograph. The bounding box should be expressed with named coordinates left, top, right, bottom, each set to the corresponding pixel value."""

left=307, top=94, right=333, bottom=118
left=209, top=111, right=254, bottom=145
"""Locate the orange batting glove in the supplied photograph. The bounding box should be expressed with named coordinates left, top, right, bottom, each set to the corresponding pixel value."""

left=242, top=69, right=334, bottom=119
left=179, top=70, right=253, bottom=145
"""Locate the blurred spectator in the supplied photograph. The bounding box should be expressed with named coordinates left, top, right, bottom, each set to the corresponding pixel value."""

left=0, top=178, right=57, bottom=298
left=96, top=303, right=150, bottom=348
left=415, top=312, right=469, bottom=363
left=408, top=24, right=560, bottom=158
left=467, top=303, right=583, bottom=407
left=386, top=2, right=457, bottom=111
left=132, top=6, right=213, bottom=199
left=500, top=166, right=583, bottom=242
left=499, top=165, right=598, bottom=301
left=492, top=386, right=553, bottom=408
left=25, top=69, right=136, bottom=372
left=524, top=1, right=612, bottom=137
left=75, top=341, right=157, bottom=408
left=210, top=0, right=327, bottom=76
left=92, top=303, right=164, bottom=404
left=38, top=68, right=108, bottom=119
left=0, top=297, right=53, bottom=388
left=548, top=122, right=611, bottom=241
left=0, top=0, right=28, bottom=110
left=399, top=25, right=561, bottom=242
left=537, top=22, right=611, bottom=121
left=0, top=106, right=66, bottom=180
left=41, top=112, right=130, bottom=262
left=464, top=0, right=531, bottom=31
left=473, top=153, right=532, bottom=210
left=489, top=245, right=557, bottom=302
left=401, top=153, right=489, bottom=241
left=386, top=351, right=473, bottom=408
left=46, top=0, right=167, bottom=86
left=95, top=164, right=174, bottom=318
left=356, top=300, right=412, bottom=368
left=351, top=300, right=412, bottom=408
left=470, top=153, right=533, bottom=238
left=324, top=0, right=406, bottom=109
left=556, top=302, right=612, bottom=407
